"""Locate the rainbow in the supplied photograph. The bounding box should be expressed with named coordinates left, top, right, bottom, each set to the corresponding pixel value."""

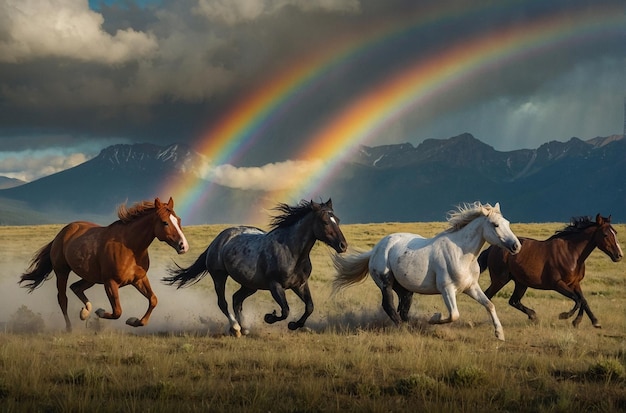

left=264, top=5, right=626, bottom=215
left=162, top=4, right=625, bottom=224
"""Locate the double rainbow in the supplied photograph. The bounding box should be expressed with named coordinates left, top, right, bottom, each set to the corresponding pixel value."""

left=163, top=4, right=625, bottom=224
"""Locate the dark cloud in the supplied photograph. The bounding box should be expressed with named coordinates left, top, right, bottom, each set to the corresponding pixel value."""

left=0, top=0, right=624, bottom=181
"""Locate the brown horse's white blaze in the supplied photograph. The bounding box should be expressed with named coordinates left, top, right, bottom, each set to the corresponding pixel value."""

left=169, top=213, right=189, bottom=254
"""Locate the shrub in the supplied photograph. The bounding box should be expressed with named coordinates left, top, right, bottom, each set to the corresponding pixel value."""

left=8, top=305, right=45, bottom=334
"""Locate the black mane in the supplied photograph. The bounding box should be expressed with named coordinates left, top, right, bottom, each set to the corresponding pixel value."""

left=268, top=200, right=315, bottom=230
left=550, top=216, right=596, bottom=239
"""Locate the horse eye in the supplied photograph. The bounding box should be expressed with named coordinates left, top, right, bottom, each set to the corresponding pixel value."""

left=493, top=223, right=499, bottom=228
left=162, top=221, right=169, bottom=226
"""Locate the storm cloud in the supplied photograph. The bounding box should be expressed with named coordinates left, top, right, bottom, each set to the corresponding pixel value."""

left=0, top=0, right=624, bottom=184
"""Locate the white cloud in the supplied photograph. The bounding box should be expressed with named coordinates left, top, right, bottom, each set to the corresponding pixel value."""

left=194, top=0, right=360, bottom=24
left=0, top=0, right=157, bottom=64
left=0, top=151, right=91, bottom=182
left=201, top=159, right=325, bottom=191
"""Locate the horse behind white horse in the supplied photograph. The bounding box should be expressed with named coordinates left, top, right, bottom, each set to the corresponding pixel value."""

left=332, top=202, right=521, bottom=341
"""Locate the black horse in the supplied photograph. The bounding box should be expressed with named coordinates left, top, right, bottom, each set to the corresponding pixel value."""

left=163, top=199, right=347, bottom=335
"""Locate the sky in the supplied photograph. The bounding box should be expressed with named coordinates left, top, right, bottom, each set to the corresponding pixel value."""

left=0, top=0, right=625, bottom=184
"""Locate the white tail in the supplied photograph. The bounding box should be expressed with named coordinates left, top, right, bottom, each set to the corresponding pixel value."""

left=331, top=249, right=373, bottom=292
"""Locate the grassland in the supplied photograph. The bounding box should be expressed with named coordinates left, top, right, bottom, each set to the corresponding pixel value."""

left=0, top=221, right=625, bottom=412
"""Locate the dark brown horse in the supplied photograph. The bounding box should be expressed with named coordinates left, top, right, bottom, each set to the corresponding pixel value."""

left=478, top=214, right=622, bottom=328
left=19, top=197, right=189, bottom=332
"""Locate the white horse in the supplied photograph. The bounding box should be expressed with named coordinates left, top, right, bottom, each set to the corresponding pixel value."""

left=332, top=202, right=521, bottom=341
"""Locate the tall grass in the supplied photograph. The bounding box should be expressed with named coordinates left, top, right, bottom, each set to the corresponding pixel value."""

left=0, top=221, right=624, bottom=412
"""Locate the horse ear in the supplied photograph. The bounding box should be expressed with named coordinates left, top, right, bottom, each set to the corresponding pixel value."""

left=595, top=213, right=602, bottom=224
left=155, top=198, right=162, bottom=208
left=167, top=197, right=174, bottom=208
left=310, top=200, right=320, bottom=211
left=493, top=202, right=501, bottom=213
left=326, top=198, right=333, bottom=208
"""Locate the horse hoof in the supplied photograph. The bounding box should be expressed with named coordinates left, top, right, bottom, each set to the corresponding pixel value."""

left=495, top=331, right=505, bottom=341
left=95, top=308, right=106, bottom=318
left=241, top=328, right=250, bottom=336
left=593, top=323, right=602, bottom=329
left=428, top=313, right=442, bottom=324
left=558, top=312, right=570, bottom=320
left=126, top=317, right=143, bottom=327
left=229, top=328, right=242, bottom=338
left=288, top=322, right=300, bottom=330
left=264, top=312, right=278, bottom=324
left=79, top=302, right=92, bottom=321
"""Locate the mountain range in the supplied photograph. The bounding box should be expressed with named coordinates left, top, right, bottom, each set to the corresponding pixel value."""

left=1, top=133, right=624, bottom=225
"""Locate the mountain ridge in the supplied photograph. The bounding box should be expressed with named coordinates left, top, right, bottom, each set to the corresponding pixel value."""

left=1, top=133, right=624, bottom=225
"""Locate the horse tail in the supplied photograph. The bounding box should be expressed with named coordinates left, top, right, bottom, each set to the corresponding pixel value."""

left=477, top=246, right=491, bottom=274
left=162, top=248, right=210, bottom=288
left=19, top=241, right=54, bottom=293
left=331, top=249, right=373, bottom=292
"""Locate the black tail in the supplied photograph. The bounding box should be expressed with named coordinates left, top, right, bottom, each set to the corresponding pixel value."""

left=162, top=249, right=210, bottom=288
left=19, top=241, right=54, bottom=293
left=477, top=246, right=492, bottom=274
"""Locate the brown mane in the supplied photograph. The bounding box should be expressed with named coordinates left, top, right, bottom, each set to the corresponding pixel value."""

left=117, top=200, right=158, bottom=223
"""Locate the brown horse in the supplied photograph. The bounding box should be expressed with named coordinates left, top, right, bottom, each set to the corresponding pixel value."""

left=19, top=197, right=189, bottom=332
left=478, top=214, right=622, bottom=328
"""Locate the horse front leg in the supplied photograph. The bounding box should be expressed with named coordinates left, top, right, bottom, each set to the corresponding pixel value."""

left=265, top=280, right=289, bottom=324
left=288, top=282, right=313, bottom=330
left=552, top=280, right=587, bottom=327
left=232, top=286, right=257, bottom=336
left=430, top=285, right=459, bottom=325
left=70, top=279, right=96, bottom=321
left=211, top=272, right=244, bottom=336
left=572, top=284, right=600, bottom=328
left=95, top=280, right=122, bottom=320
left=464, top=283, right=505, bottom=341
left=125, top=277, right=157, bottom=327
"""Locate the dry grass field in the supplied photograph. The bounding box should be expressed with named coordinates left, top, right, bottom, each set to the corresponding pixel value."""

left=0, top=220, right=625, bottom=412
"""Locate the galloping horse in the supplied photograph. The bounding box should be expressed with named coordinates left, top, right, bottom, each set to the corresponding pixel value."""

left=163, top=199, right=347, bottom=336
left=479, top=214, right=623, bottom=328
left=332, top=202, right=521, bottom=341
left=19, top=197, right=189, bottom=331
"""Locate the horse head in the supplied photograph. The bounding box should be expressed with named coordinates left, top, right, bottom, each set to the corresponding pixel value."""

left=482, top=202, right=521, bottom=254
left=593, top=214, right=623, bottom=262
left=154, top=197, right=189, bottom=255
left=311, top=198, right=348, bottom=254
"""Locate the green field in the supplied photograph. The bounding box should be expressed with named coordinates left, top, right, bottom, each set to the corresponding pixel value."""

left=0, top=222, right=625, bottom=412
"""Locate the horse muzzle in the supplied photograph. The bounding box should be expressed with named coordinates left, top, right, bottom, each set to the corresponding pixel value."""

left=334, top=240, right=348, bottom=254
left=507, top=240, right=522, bottom=255
left=175, top=239, right=189, bottom=254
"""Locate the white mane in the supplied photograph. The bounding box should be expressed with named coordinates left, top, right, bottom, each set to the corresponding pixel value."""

left=446, top=201, right=500, bottom=232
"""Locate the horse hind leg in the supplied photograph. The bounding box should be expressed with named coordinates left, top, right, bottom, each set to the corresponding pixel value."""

left=371, top=268, right=403, bottom=325
left=70, top=279, right=95, bottom=320
left=55, top=269, right=72, bottom=332
left=509, top=282, right=537, bottom=322
left=380, top=283, right=403, bottom=326
left=393, top=282, right=414, bottom=322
